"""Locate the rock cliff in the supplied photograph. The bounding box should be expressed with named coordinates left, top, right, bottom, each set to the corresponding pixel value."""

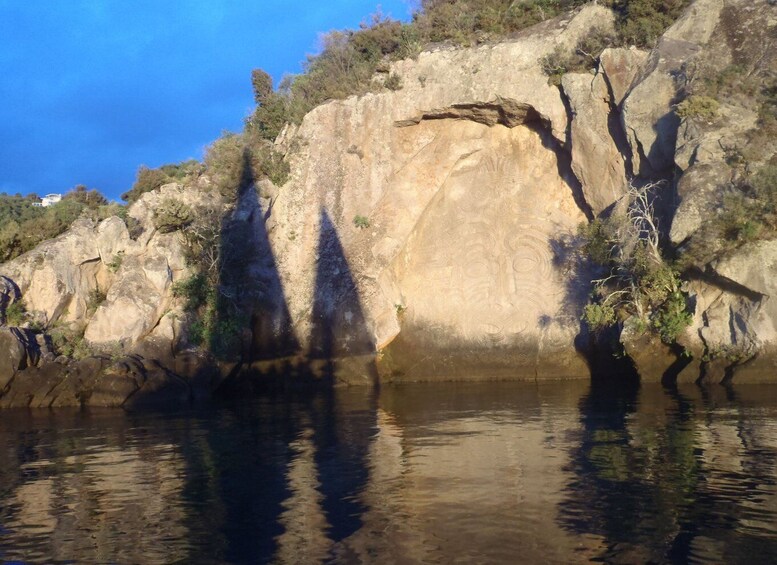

left=0, top=0, right=775, bottom=406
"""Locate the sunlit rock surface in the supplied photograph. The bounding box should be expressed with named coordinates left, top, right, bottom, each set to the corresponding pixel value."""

left=1, top=0, right=777, bottom=396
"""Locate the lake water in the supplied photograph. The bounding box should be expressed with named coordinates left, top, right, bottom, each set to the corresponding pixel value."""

left=2, top=380, right=777, bottom=564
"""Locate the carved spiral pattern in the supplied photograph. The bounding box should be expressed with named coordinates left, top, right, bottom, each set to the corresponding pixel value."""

left=398, top=132, right=577, bottom=345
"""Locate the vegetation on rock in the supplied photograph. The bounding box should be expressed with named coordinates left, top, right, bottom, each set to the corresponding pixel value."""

left=204, top=132, right=289, bottom=200
left=172, top=200, right=249, bottom=360
left=87, top=288, right=107, bottom=316
left=678, top=165, right=777, bottom=269
left=153, top=198, right=194, bottom=233
left=4, top=299, right=27, bottom=327
left=541, top=27, right=616, bottom=85
left=121, top=160, right=204, bottom=203
left=50, top=325, right=91, bottom=360
left=0, top=187, right=121, bottom=263
left=676, top=95, right=719, bottom=120
left=580, top=182, right=692, bottom=345
left=606, top=0, right=689, bottom=47
left=252, top=0, right=690, bottom=138
left=353, top=214, right=371, bottom=229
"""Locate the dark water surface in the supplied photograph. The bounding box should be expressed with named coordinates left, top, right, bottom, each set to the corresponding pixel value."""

left=2, top=381, right=777, bottom=564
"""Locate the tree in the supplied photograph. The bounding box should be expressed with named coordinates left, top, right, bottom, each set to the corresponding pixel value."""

left=251, top=68, right=274, bottom=105
left=581, top=181, right=692, bottom=343
left=63, top=185, right=107, bottom=208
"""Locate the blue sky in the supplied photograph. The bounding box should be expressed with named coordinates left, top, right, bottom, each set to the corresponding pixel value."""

left=0, top=0, right=411, bottom=201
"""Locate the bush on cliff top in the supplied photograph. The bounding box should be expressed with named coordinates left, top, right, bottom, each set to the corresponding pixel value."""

left=250, top=0, right=690, bottom=141
left=0, top=187, right=122, bottom=263
left=121, top=160, right=204, bottom=203
left=204, top=131, right=290, bottom=200
left=606, top=0, right=689, bottom=47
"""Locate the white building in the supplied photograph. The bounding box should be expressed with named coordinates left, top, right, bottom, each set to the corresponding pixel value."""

left=41, top=193, right=62, bottom=207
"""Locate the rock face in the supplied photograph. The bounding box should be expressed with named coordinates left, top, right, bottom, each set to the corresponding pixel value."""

left=657, top=0, right=777, bottom=384
left=0, top=183, right=215, bottom=348
left=0, top=183, right=224, bottom=407
left=562, top=71, right=627, bottom=215
left=620, top=0, right=725, bottom=176
left=0, top=328, right=38, bottom=392
left=265, top=4, right=622, bottom=381
left=1, top=0, right=776, bottom=403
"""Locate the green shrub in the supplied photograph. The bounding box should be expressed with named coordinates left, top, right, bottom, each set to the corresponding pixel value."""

left=582, top=303, right=617, bottom=332
left=354, top=214, right=370, bottom=229
left=578, top=219, right=616, bottom=266
left=246, top=91, right=290, bottom=142
left=107, top=251, right=124, bottom=273
left=62, top=185, right=108, bottom=208
left=541, top=49, right=570, bottom=86
left=579, top=182, right=692, bottom=345
left=122, top=161, right=204, bottom=203
left=248, top=1, right=599, bottom=134
left=50, top=325, right=92, bottom=360
left=414, top=0, right=588, bottom=45
left=239, top=1, right=690, bottom=151
left=608, top=0, right=690, bottom=47
left=122, top=166, right=168, bottom=203
left=87, top=288, right=107, bottom=315
left=204, top=133, right=250, bottom=199
left=751, top=164, right=777, bottom=204
left=0, top=189, right=113, bottom=263
left=5, top=299, right=27, bottom=326
left=153, top=199, right=193, bottom=233
left=172, top=273, right=212, bottom=312
left=254, top=148, right=290, bottom=186
left=204, top=131, right=290, bottom=196
left=653, top=291, right=692, bottom=344
left=384, top=73, right=403, bottom=91
left=676, top=95, right=719, bottom=120
left=678, top=165, right=777, bottom=269
left=542, top=27, right=617, bottom=85
left=251, top=68, right=274, bottom=105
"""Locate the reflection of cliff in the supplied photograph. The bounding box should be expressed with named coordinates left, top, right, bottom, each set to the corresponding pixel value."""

left=558, top=384, right=777, bottom=563
left=3, top=444, right=188, bottom=564
left=274, top=426, right=331, bottom=563
left=333, top=383, right=591, bottom=563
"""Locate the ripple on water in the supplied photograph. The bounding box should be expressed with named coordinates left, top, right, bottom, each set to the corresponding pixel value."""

left=1, top=383, right=777, bottom=563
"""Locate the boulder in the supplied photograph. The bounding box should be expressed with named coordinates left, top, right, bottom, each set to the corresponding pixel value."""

left=621, top=0, right=725, bottom=175
left=669, top=161, right=730, bottom=244
left=265, top=6, right=622, bottom=380
left=598, top=47, right=648, bottom=107
left=562, top=71, right=627, bottom=215
left=0, top=327, right=39, bottom=391
left=620, top=318, right=678, bottom=383
left=84, top=253, right=172, bottom=346
left=86, top=357, right=146, bottom=407
left=712, top=240, right=777, bottom=298
left=0, top=276, right=20, bottom=324
left=124, top=366, right=191, bottom=410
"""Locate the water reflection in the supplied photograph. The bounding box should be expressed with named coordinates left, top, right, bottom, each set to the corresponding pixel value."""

left=1, top=382, right=777, bottom=563
left=559, top=382, right=777, bottom=564
left=0, top=411, right=190, bottom=563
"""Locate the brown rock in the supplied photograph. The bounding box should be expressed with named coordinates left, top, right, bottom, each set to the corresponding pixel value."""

left=620, top=318, right=679, bottom=383
left=562, top=72, right=627, bottom=215
left=621, top=0, right=725, bottom=175
left=86, top=357, right=146, bottom=407
left=598, top=47, right=649, bottom=106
